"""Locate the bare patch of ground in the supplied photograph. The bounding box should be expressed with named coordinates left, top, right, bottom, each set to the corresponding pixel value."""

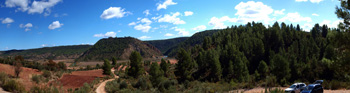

left=57, top=69, right=106, bottom=89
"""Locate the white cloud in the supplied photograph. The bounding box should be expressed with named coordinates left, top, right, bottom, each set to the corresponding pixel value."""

left=94, top=31, right=117, bottom=38
left=132, top=18, right=152, bottom=32
left=312, top=13, right=319, bottom=16
left=157, top=0, right=177, bottom=10
left=320, top=20, right=342, bottom=28
left=192, top=25, right=207, bottom=31
left=134, top=24, right=151, bottom=32
left=48, top=21, right=63, bottom=30
left=172, top=27, right=190, bottom=36
left=301, top=23, right=313, bottom=32
left=5, top=0, right=62, bottom=15
left=295, top=0, right=308, bottom=2
left=2, top=17, right=14, bottom=24
left=138, top=36, right=151, bottom=39
left=28, top=0, right=62, bottom=14
left=100, top=7, right=131, bottom=19
left=5, top=0, right=29, bottom=11
left=19, top=23, right=33, bottom=31
left=208, top=16, right=237, bottom=29
left=143, top=10, right=151, bottom=16
left=128, top=22, right=137, bottom=26
left=310, top=0, right=323, bottom=3
left=19, top=23, right=32, bottom=28
left=234, top=1, right=274, bottom=24
left=278, top=12, right=312, bottom=23
left=158, top=12, right=186, bottom=25
left=164, top=33, right=174, bottom=36
left=295, top=0, right=323, bottom=3
left=273, top=9, right=285, bottom=16
left=184, top=11, right=193, bottom=16
left=41, top=44, right=49, bottom=47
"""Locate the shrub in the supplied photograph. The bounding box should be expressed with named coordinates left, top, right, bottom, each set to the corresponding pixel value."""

left=32, top=74, right=44, bottom=84
left=120, top=80, right=128, bottom=89
left=2, top=79, right=25, bottom=93
left=105, top=79, right=119, bottom=93
left=42, top=70, right=51, bottom=78
left=133, top=77, right=151, bottom=90
left=0, top=72, right=9, bottom=86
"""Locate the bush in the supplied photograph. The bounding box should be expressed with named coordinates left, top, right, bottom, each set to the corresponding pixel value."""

left=323, top=80, right=349, bottom=90
left=32, top=74, right=44, bottom=84
left=133, top=77, right=151, bottom=90
left=42, top=70, right=51, bottom=78
left=2, top=79, right=25, bottom=93
left=120, top=80, right=128, bottom=89
left=105, top=79, right=119, bottom=93
left=0, top=72, right=9, bottom=86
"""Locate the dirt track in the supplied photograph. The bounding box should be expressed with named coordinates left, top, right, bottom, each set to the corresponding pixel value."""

left=95, top=68, right=118, bottom=93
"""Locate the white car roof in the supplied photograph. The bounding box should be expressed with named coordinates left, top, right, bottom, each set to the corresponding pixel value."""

left=293, top=83, right=306, bottom=85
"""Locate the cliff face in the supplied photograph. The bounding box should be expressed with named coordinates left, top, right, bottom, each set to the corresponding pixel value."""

left=78, top=37, right=162, bottom=61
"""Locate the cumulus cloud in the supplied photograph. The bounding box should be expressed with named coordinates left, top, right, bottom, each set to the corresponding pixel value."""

left=138, top=36, right=151, bottom=39
left=295, top=0, right=323, bottom=3
left=100, top=7, right=131, bottom=19
left=158, top=12, right=186, bottom=25
left=48, top=21, right=63, bottom=30
left=19, top=23, right=33, bottom=31
left=5, top=0, right=62, bottom=15
left=172, top=27, right=190, bottom=36
left=132, top=18, right=152, bottom=32
left=41, top=44, right=49, bottom=47
left=184, top=11, right=193, bottom=16
left=301, top=23, right=313, bottom=32
left=312, top=13, right=319, bottom=16
left=273, top=9, right=285, bottom=16
left=143, top=10, right=151, bottom=16
left=234, top=1, right=274, bottom=24
left=310, top=0, right=323, bottom=3
left=320, top=20, right=342, bottom=28
left=192, top=25, right=207, bottom=31
left=94, top=31, right=117, bottom=38
left=157, top=0, right=177, bottom=10
left=208, top=16, right=237, bottom=29
left=278, top=12, right=312, bottom=23
left=295, top=0, right=308, bottom=2
left=164, top=33, right=174, bottom=36
left=1, top=17, right=14, bottom=24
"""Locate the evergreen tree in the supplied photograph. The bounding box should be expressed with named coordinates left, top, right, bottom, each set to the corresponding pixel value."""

left=270, top=54, right=290, bottom=84
left=206, top=50, right=222, bottom=82
left=258, top=60, right=269, bottom=80
left=149, top=62, right=164, bottom=87
left=102, top=59, right=112, bottom=75
left=175, top=48, right=197, bottom=83
left=112, top=57, right=117, bottom=66
left=128, top=51, right=144, bottom=78
left=160, top=58, right=168, bottom=76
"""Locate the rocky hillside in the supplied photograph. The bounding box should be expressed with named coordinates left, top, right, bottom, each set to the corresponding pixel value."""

left=0, top=45, right=92, bottom=60
left=78, top=37, right=162, bottom=61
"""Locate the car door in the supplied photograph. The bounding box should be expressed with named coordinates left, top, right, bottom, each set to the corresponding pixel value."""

left=296, top=84, right=301, bottom=93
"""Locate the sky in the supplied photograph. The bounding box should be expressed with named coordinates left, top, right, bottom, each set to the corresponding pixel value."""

left=0, top=0, right=341, bottom=50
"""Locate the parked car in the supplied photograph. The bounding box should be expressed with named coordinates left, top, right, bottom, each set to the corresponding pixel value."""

left=285, top=83, right=307, bottom=93
left=301, top=84, right=323, bottom=93
left=313, top=80, right=323, bottom=84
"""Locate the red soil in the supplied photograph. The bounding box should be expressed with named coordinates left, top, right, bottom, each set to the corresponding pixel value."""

left=57, top=69, right=106, bottom=89
left=0, top=63, right=42, bottom=90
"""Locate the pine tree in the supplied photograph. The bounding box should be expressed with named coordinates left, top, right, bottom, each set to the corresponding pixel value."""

left=149, top=62, right=164, bottom=87
left=128, top=51, right=144, bottom=78
left=160, top=58, right=168, bottom=77
left=103, top=59, right=112, bottom=75
left=175, top=48, right=197, bottom=83
left=112, top=57, right=117, bottom=66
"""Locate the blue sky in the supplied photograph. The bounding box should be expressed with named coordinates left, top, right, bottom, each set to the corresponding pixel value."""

left=0, top=0, right=341, bottom=50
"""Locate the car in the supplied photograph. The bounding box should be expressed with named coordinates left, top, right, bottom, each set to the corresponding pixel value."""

left=301, top=84, right=323, bottom=93
left=285, top=83, right=307, bottom=93
left=313, top=80, right=323, bottom=84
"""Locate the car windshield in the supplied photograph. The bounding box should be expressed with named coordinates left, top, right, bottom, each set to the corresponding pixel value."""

left=305, top=86, right=314, bottom=91
left=289, top=85, right=296, bottom=88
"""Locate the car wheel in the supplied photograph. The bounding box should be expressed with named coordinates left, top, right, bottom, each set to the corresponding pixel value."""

left=291, top=91, right=295, bottom=93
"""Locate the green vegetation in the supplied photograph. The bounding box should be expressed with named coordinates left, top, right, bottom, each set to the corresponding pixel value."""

left=77, top=37, right=162, bottom=61
left=127, top=51, right=144, bottom=78
left=103, top=59, right=112, bottom=75
left=0, top=45, right=91, bottom=60
left=146, top=37, right=189, bottom=53
left=0, top=72, right=25, bottom=93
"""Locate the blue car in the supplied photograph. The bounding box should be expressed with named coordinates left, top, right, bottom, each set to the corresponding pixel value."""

left=301, top=84, right=323, bottom=93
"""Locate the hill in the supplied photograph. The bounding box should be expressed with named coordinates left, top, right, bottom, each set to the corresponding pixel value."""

left=164, top=30, right=219, bottom=57
left=0, top=45, right=92, bottom=60
left=78, top=37, right=162, bottom=61
left=145, top=37, right=189, bottom=54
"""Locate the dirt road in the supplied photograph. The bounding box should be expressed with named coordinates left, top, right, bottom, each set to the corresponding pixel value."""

left=95, top=69, right=118, bottom=93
